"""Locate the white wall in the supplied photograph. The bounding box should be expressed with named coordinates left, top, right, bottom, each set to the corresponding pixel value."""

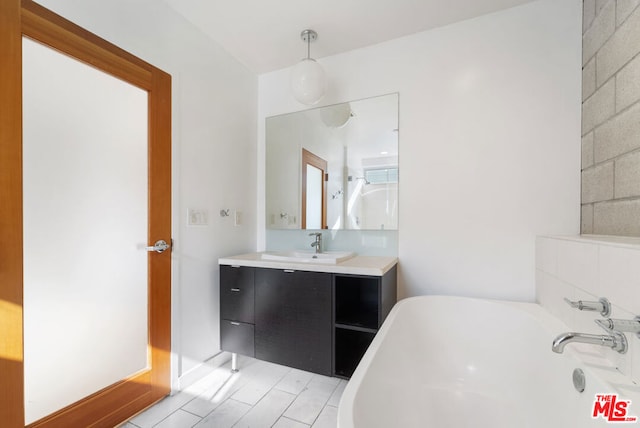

left=259, top=0, right=582, bottom=301
left=36, top=0, right=258, bottom=387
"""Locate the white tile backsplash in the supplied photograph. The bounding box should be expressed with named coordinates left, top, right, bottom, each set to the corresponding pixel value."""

left=571, top=288, right=604, bottom=334
left=535, top=236, right=558, bottom=274
left=556, top=238, right=599, bottom=294
left=536, top=235, right=640, bottom=385
left=599, top=245, right=640, bottom=316
left=535, top=270, right=576, bottom=324
left=265, top=229, right=398, bottom=256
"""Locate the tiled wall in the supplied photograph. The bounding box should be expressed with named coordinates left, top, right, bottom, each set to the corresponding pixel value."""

left=536, top=235, right=640, bottom=383
left=581, top=0, right=640, bottom=235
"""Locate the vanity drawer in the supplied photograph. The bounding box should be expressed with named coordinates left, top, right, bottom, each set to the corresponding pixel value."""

left=220, top=320, right=255, bottom=357
left=220, top=265, right=255, bottom=324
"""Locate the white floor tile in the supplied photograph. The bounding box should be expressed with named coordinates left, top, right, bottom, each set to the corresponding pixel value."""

left=274, top=369, right=314, bottom=395
left=311, top=405, right=338, bottom=428
left=326, top=380, right=347, bottom=408
left=232, top=363, right=290, bottom=405
left=310, top=374, right=341, bottom=387
left=125, top=357, right=344, bottom=428
left=181, top=360, right=263, bottom=417
left=153, top=409, right=201, bottom=428
left=129, top=392, right=197, bottom=428
left=249, top=361, right=292, bottom=387
left=273, top=416, right=311, bottom=428
left=283, top=377, right=338, bottom=425
left=233, top=389, right=296, bottom=428
left=193, top=398, right=251, bottom=428
left=188, top=367, right=236, bottom=396
left=231, top=381, right=275, bottom=406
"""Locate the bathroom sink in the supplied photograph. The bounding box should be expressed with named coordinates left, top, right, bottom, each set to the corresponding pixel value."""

left=261, top=250, right=355, bottom=264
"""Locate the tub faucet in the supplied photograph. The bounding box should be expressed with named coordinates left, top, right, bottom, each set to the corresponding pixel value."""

left=564, top=297, right=611, bottom=317
left=595, top=317, right=640, bottom=338
left=309, top=232, right=322, bottom=254
left=552, top=331, right=627, bottom=354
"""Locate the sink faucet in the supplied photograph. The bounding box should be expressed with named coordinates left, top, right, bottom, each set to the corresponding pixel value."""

left=309, top=232, right=322, bottom=254
left=551, top=331, right=627, bottom=354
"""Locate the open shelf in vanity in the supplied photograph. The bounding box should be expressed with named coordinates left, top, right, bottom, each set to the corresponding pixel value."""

left=333, top=268, right=397, bottom=378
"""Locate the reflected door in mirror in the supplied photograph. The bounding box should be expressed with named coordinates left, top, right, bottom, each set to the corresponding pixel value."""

left=301, top=148, right=327, bottom=229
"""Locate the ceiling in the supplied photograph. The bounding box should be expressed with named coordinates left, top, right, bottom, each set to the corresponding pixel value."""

left=162, top=0, right=537, bottom=74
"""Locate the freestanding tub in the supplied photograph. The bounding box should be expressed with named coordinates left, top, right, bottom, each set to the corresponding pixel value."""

left=338, top=296, right=640, bottom=428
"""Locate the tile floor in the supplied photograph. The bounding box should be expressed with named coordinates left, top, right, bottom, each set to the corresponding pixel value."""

left=121, top=356, right=346, bottom=428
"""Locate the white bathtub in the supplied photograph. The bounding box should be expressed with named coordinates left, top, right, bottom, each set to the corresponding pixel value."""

left=338, top=296, right=640, bottom=428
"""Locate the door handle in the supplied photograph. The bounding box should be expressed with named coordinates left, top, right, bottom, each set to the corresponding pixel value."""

left=145, top=239, right=171, bottom=254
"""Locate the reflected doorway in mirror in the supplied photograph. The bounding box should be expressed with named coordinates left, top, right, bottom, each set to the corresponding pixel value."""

left=301, top=148, right=327, bottom=229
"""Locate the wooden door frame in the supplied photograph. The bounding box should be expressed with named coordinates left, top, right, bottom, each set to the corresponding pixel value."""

left=0, top=1, right=171, bottom=426
left=301, top=148, right=328, bottom=229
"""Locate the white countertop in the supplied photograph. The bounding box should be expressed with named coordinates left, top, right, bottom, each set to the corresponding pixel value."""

left=218, top=252, right=398, bottom=276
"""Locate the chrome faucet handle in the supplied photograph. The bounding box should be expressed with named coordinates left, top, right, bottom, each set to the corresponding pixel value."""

left=564, top=297, right=611, bottom=317
left=595, top=317, right=640, bottom=338
left=308, top=232, right=322, bottom=253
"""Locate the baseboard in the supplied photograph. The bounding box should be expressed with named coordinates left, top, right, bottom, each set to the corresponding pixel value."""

left=174, top=352, right=232, bottom=393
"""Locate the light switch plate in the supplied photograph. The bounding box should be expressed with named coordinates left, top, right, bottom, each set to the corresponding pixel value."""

left=188, top=209, right=209, bottom=226
left=234, top=210, right=242, bottom=226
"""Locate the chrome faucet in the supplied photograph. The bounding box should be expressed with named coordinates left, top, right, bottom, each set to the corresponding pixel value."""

left=309, top=232, right=322, bottom=254
left=552, top=296, right=629, bottom=354
left=552, top=331, right=627, bottom=354
left=564, top=297, right=611, bottom=317
left=595, top=317, right=640, bottom=338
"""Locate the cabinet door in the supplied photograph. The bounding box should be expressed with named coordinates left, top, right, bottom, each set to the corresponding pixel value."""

left=220, top=320, right=255, bottom=357
left=220, top=265, right=254, bottom=324
left=255, top=269, right=332, bottom=376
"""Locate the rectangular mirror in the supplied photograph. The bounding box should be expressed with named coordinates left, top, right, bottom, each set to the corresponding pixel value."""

left=266, top=93, right=399, bottom=230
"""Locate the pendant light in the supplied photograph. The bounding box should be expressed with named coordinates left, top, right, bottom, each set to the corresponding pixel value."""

left=290, top=29, right=327, bottom=105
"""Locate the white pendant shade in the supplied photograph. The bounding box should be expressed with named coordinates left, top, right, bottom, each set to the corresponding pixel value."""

left=320, top=102, right=352, bottom=128
left=290, top=58, right=327, bottom=105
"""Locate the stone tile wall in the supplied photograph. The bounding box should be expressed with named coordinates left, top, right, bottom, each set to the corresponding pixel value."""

left=581, top=0, right=640, bottom=236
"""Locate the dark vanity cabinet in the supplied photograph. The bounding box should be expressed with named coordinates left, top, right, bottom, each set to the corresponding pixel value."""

left=219, top=262, right=397, bottom=378
left=255, top=269, right=332, bottom=376
left=220, top=265, right=255, bottom=356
